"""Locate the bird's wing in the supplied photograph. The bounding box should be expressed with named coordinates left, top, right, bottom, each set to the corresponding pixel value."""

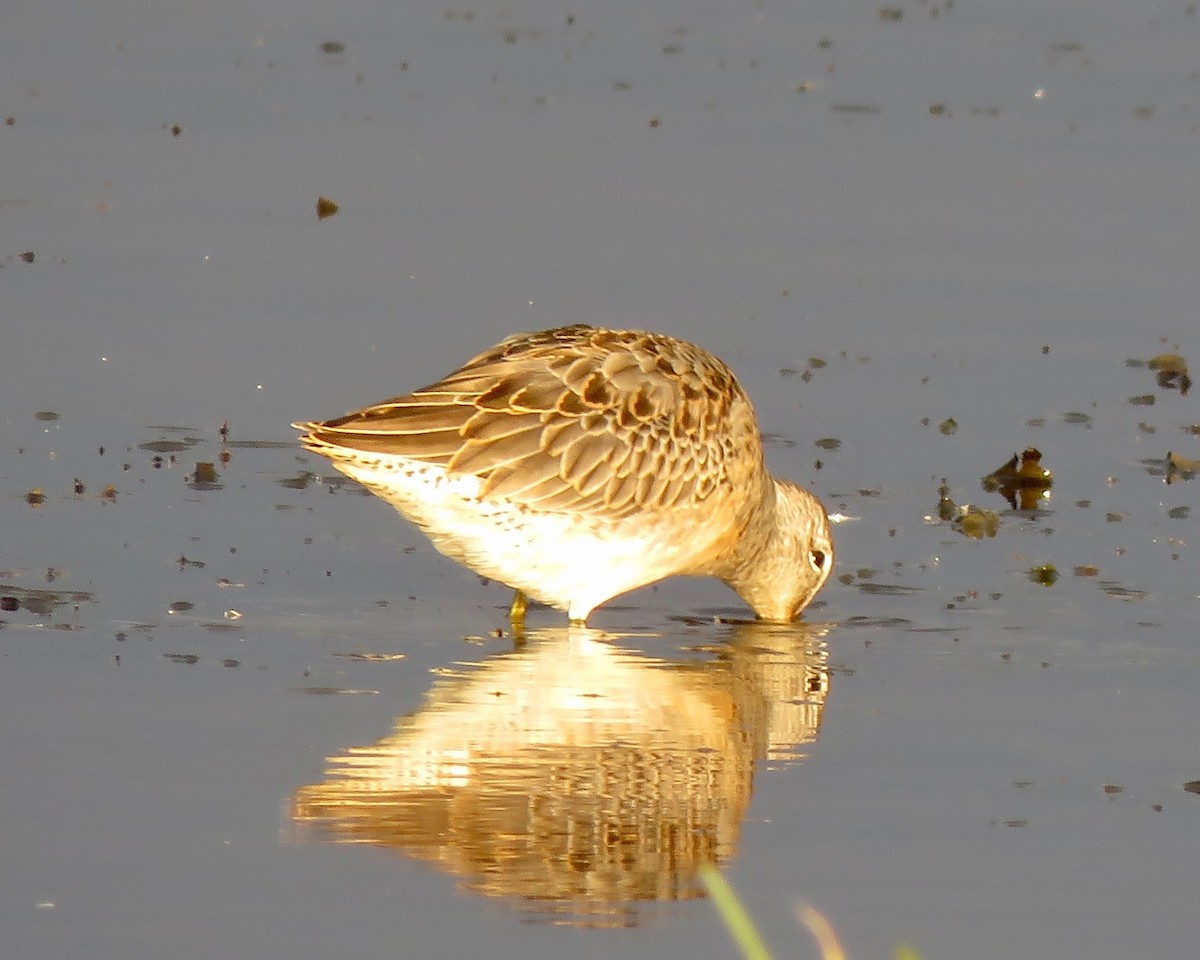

left=297, top=326, right=764, bottom=519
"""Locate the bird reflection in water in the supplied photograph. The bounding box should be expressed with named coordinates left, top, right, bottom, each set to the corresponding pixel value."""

left=290, top=622, right=831, bottom=926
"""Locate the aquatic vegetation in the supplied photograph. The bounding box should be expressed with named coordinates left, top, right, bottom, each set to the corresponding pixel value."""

left=953, top=504, right=1000, bottom=539
left=1147, top=353, right=1191, bottom=395
left=980, top=448, right=1053, bottom=510
left=700, top=865, right=923, bottom=960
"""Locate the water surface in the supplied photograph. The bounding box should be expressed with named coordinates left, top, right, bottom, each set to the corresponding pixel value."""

left=4, top=1, right=1200, bottom=958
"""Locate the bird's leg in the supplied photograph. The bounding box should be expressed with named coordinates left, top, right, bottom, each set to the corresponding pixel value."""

left=508, top=589, right=528, bottom=645
left=509, top=589, right=528, bottom=621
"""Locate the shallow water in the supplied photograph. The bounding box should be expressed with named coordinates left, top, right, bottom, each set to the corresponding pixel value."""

left=4, top=2, right=1200, bottom=958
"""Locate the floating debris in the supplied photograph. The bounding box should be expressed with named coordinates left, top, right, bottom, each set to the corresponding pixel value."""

left=34, top=410, right=59, bottom=421
left=320, top=40, right=345, bottom=55
left=1101, top=582, right=1147, bottom=601
left=981, top=448, right=1053, bottom=509
left=935, top=478, right=956, bottom=520
left=856, top=583, right=923, bottom=596
left=224, top=439, right=295, bottom=449
left=982, top=447, right=1053, bottom=487
left=330, top=651, right=407, bottom=662
left=1166, top=450, right=1200, bottom=484
left=954, top=504, right=1000, bottom=539
left=297, top=686, right=380, bottom=696
left=1062, top=411, right=1093, bottom=426
left=830, top=102, right=882, bottom=114
left=25, top=590, right=80, bottom=618
left=26, top=488, right=45, bottom=507
left=759, top=433, right=796, bottom=448
left=139, top=438, right=196, bottom=453
left=841, top=615, right=912, bottom=629
left=1028, top=563, right=1058, bottom=586
left=163, top=653, right=200, bottom=665
left=1147, top=353, right=1191, bottom=395
left=189, top=462, right=220, bottom=488
left=316, top=196, right=339, bottom=220
left=938, top=417, right=958, bottom=436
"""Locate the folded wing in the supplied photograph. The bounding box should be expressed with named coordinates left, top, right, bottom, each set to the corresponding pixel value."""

left=297, top=325, right=763, bottom=520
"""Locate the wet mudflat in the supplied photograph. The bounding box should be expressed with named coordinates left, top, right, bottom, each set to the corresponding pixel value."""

left=4, top=2, right=1200, bottom=959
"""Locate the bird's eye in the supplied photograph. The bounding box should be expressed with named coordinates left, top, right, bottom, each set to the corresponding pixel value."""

left=811, top=549, right=826, bottom=570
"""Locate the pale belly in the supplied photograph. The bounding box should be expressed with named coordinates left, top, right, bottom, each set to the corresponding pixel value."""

left=330, top=455, right=730, bottom=621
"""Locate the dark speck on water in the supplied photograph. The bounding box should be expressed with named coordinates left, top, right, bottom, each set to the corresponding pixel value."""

left=140, top=439, right=197, bottom=453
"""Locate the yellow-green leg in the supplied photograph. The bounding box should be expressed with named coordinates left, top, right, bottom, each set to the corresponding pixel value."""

left=508, top=590, right=529, bottom=646
left=509, top=589, right=528, bottom=622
